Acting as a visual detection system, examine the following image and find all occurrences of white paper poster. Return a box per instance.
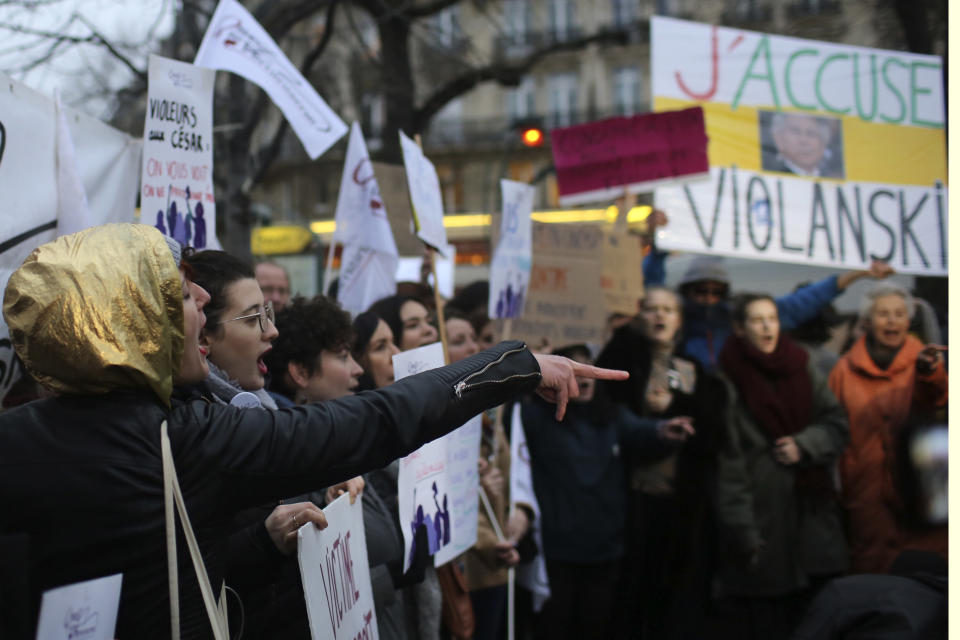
[141,54,218,249]
[195,0,348,160]
[338,244,398,316]
[298,493,378,640]
[398,131,448,256]
[35,573,122,640]
[0,71,141,403]
[393,343,481,569]
[489,180,534,319]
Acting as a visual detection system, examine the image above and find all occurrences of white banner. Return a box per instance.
[298,493,379,640]
[141,55,218,249]
[0,72,141,401]
[399,131,448,256]
[656,167,947,275]
[651,16,947,275]
[334,123,397,255]
[489,180,534,319]
[195,0,348,160]
[394,343,481,570]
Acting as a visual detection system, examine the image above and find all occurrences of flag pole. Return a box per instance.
[321,238,337,296]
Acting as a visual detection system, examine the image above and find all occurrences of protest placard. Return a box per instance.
[651,16,947,275]
[0,71,140,403]
[371,162,425,255]
[601,231,645,315]
[511,224,606,348]
[298,494,378,640]
[399,132,449,256]
[393,343,481,570]
[195,0,348,159]
[141,54,218,249]
[489,180,534,319]
[551,108,709,206]
[35,574,122,640]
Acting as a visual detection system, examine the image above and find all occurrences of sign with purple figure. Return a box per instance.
[488,180,534,319]
[141,55,218,249]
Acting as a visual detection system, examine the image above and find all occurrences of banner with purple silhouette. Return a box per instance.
[488,179,534,319]
[141,54,218,249]
[393,343,481,570]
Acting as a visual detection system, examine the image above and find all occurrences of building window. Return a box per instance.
[548,0,575,41]
[547,72,578,127]
[506,77,536,123]
[434,6,462,48]
[612,66,642,116]
[503,0,530,46]
[360,92,385,146]
[612,0,638,26]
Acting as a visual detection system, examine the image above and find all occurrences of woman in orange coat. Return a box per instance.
[829,283,947,574]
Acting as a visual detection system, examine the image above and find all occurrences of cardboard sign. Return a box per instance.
[36,574,123,640]
[489,180,535,319]
[651,16,947,275]
[551,108,709,206]
[601,231,645,315]
[371,162,424,255]
[195,0,348,159]
[511,224,606,348]
[0,71,140,403]
[298,494,378,640]
[141,54,218,249]
[399,132,448,256]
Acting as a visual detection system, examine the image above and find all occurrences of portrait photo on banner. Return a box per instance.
[758,110,845,180]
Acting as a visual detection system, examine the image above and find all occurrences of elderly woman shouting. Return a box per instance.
[0,224,625,639]
[829,283,947,574]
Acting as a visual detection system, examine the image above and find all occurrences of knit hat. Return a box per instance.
[679,256,730,288]
[162,235,182,267]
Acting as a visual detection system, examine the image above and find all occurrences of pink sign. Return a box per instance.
[550,107,709,205]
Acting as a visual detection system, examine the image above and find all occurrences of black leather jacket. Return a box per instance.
[0,341,540,639]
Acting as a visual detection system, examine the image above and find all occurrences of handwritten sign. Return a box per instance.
[399,131,448,256]
[511,224,606,348]
[141,54,217,249]
[393,343,481,569]
[551,107,709,206]
[488,180,534,319]
[35,574,122,640]
[601,231,645,315]
[299,494,378,640]
[195,0,348,159]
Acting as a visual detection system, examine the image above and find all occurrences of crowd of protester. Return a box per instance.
[0,219,948,639]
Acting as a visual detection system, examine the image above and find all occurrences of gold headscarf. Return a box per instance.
[3,224,184,404]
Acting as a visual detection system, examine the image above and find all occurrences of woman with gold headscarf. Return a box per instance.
[0,224,625,639]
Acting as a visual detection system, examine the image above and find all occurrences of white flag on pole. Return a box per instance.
[194,0,348,159]
[509,403,551,610]
[337,244,398,315]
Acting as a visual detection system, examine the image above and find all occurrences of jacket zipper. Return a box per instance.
[453,345,538,398]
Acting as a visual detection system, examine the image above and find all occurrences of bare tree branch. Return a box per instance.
[412,26,632,132]
[404,0,461,20]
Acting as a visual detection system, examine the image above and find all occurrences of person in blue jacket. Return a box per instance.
[644,249,893,372]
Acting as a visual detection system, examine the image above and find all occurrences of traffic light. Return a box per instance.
[520,127,544,147]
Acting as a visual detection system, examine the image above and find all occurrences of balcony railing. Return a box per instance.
[492,26,585,60]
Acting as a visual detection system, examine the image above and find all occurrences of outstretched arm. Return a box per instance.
[532,354,629,420]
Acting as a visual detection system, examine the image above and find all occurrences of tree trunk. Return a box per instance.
[378,15,415,163]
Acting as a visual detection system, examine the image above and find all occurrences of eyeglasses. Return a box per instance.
[218,301,275,333]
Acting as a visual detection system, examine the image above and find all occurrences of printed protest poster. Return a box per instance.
[298,494,378,640]
[393,343,481,569]
[141,55,217,249]
[433,415,482,567]
[511,224,606,348]
[399,131,449,256]
[551,108,709,206]
[488,180,534,319]
[0,71,140,403]
[195,0,348,159]
[35,574,122,640]
[601,231,645,315]
[651,16,947,275]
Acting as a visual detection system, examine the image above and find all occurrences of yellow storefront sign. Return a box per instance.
[250,226,314,255]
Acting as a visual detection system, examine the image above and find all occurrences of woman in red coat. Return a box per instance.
[829,283,947,574]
